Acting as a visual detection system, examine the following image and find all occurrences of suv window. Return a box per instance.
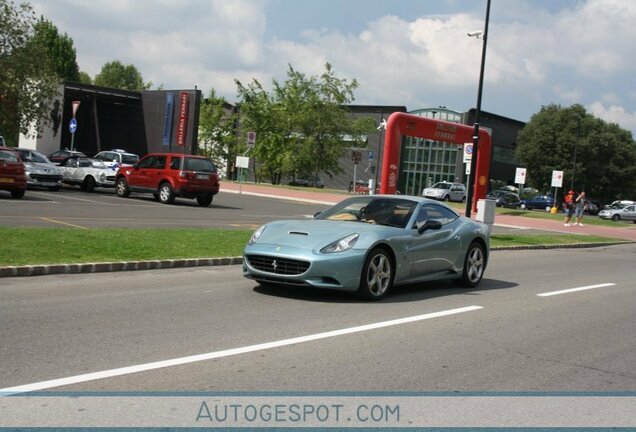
[138,155,166,169]
[432,182,451,190]
[122,154,139,164]
[138,156,155,169]
[170,157,182,170]
[183,157,216,173]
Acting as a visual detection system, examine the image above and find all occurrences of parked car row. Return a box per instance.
[0,148,220,206]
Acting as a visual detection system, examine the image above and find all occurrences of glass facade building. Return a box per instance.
[398,108,464,196]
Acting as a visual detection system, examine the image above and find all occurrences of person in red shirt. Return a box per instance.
[563,190,576,226]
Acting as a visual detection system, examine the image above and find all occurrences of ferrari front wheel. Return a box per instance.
[358,247,393,300]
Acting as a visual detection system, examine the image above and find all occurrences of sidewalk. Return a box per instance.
[221,181,636,242]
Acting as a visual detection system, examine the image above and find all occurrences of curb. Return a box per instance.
[0,242,632,278]
[0,256,244,278]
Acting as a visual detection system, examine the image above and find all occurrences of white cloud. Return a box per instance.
[588,102,636,137]
[27,0,636,135]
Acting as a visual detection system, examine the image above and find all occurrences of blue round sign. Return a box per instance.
[69,118,78,134]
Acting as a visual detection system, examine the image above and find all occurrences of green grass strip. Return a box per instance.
[0,228,253,266]
[490,233,621,247]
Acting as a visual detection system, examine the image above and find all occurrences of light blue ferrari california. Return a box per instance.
[243,195,489,300]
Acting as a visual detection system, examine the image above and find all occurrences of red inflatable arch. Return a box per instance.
[379,112,491,214]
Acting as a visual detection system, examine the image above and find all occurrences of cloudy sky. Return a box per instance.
[31,0,636,135]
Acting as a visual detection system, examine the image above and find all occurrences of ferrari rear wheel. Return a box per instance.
[454,241,486,288]
[358,247,393,300]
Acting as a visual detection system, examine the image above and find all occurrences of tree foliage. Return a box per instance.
[198,89,236,171]
[235,63,374,184]
[516,104,636,203]
[94,60,151,91]
[31,17,80,82]
[78,70,92,84]
[0,0,59,144]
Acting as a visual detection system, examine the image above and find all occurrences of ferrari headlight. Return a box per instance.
[248,225,266,245]
[320,233,359,254]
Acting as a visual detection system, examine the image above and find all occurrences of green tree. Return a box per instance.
[94,60,151,91]
[198,89,236,171]
[78,70,92,84]
[0,0,59,144]
[516,104,636,203]
[235,63,373,184]
[31,17,80,82]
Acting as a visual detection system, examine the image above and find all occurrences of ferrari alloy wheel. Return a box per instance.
[359,247,393,300]
[158,182,175,204]
[454,241,486,288]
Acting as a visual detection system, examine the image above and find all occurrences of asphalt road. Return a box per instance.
[0,187,545,236]
[2,243,635,393]
[0,187,328,230]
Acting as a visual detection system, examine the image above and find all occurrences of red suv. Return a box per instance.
[0,146,27,199]
[115,153,220,206]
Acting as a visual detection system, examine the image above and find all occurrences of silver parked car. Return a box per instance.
[422,182,466,202]
[598,204,636,223]
[14,148,63,191]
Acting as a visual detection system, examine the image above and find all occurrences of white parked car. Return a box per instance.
[57,157,118,192]
[14,148,63,191]
[422,182,466,202]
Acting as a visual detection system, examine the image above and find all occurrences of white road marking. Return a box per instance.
[0,305,482,395]
[537,283,616,297]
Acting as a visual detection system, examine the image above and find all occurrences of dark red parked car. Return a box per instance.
[115,153,220,206]
[0,146,27,199]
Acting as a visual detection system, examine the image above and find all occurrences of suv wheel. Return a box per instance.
[444,195,450,202]
[116,178,130,197]
[10,189,25,199]
[158,182,175,204]
[196,193,213,207]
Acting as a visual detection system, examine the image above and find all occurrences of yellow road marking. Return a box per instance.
[39,217,89,230]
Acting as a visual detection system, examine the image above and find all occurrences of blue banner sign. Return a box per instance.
[162,93,175,146]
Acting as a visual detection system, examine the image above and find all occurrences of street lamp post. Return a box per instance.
[570,115,581,191]
[465,0,492,218]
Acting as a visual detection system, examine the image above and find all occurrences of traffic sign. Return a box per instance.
[551,170,563,188]
[69,118,77,134]
[463,143,473,163]
[515,167,527,185]
[246,131,256,148]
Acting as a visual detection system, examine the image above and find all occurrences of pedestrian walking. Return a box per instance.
[574,191,589,226]
[563,190,576,226]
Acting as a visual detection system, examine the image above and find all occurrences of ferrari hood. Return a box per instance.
[256,219,385,250]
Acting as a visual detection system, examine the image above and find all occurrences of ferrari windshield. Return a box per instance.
[315,196,417,228]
